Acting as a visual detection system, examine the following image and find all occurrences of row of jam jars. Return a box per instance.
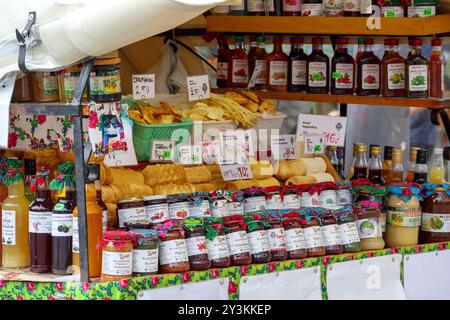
[204,219,231,268]
[420,183,450,244]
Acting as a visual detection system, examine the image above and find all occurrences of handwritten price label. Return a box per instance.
[132,74,155,100]
[304,134,325,155]
[271,135,297,160]
[187,75,210,102]
[296,114,347,147]
[220,161,253,181]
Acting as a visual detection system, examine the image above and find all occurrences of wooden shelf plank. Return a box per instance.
[211,88,450,108]
[207,15,450,36]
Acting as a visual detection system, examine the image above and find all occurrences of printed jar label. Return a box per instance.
[72,216,79,253]
[301,3,324,16]
[207,235,230,260]
[211,199,229,218]
[2,210,15,245]
[285,228,307,251]
[324,0,344,16]
[186,236,208,256]
[159,239,189,265]
[336,189,352,206]
[43,73,58,94]
[52,213,73,237]
[308,62,327,87]
[339,222,360,245]
[248,230,271,255]
[343,0,360,12]
[266,194,284,210]
[169,201,190,219]
[360,0,372,14]
[89,70,121,95]
[133,248,158,273]
[407,6,436,17]
[102,251,132,276]
[382,6,404,17]
[217,62,228,80]
[357,218,382,239]
[63,75,79,94]
[269,61,288,86]
[255,60,268,84]
[322,224,342,246]
[408,65,428,92]
[145,203,169,223]
[283,0,301,11]
[301,192,320,207]
[247,0,265,12]
[266,227,287,250]
[387,63,406,90]
[319,190,338,209]
[283,194,301,210]
[117,207,146,228]
[421,213,450,233]
[231,59,249,84]
[333,63,354,89]
[244,196,267,214]
[29,211,52,234]
[291,60,307,85]
[189,200,211,218]
[227,202,244,215]
[303,226,325,249]
[225,231,250,255]
[387,206,422,227]
[361,64,380,90]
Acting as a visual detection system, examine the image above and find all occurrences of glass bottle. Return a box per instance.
[327,146,339,173]
[347,143,364,180]
[247,35,257,56]
[301,0,324,15]
[357,38,381,96]
[24,158,36,203]
[217,38,230,88]
[331,37,355,95]
[0,158,8,266]
[390,148,404,184]
[381,38,406,97]
[2,159,29,268]
[428,147,446,183]
[96,180,108,232]
[406,39,429,98]
[29,163,53,273]
[414,148,428,184]
[336,147,347,180]
[247,0,266,15]
[249,35,268,90]
[429,38,444,98]
[50,162,76,275]
[368,145,385,184]
[229,35,249,88]
[444,147,450,183]
[405,147,419,182]
[351,144,368,180]
[231,2,247,15]
[283,0,301,15]
[267,36,289,92]
[307,37,330,94]
[383,146,393,184]
[288,36,308,92]
[343,0,360,16]
[73,164,103,278]
[360,0,374,16]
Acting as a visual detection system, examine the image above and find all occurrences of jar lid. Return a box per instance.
[388,185,423,201]
[124,222,152,230]
[117,198,143,204]
[312,37,323,44]
[409,39,422,46]
[364,38,374,45]
[102,230,134,241]
[129,229,158,241]
[432,38,442,46]
[290,36,303,44]
[168,194,189,202]
[144,195,168,202]
[336,37,348,45]
[384,38,399,46]
[94,57,121,66]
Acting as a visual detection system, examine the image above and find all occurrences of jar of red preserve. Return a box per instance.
[204,219,231,268]
[245,213,271,263]
[282,211,307,259]
[222,215,252,266]
[157,219,190,273]
[265,212,288,261]
[183,218,211,270]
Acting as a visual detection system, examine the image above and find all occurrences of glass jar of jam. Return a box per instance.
[318,210,343,255]
[354,184,388,236]
[301,189,320,207]
[265,213,288,261]
[183,218,211,271]
[222,215,252,266]
[226,191,245,216]
[302,212,326,257]
[117,198,146,228]
[244,188,267,214]
[204,219,231,268]
[188,193,211,218]
[282,185,301,210]
[12,73,33,102]
[32,72,60,102]
[88,57,122,103]
[336,183,353,208]
[144,195,169,223]
[355,204,385,250]
[99,231,134,282]
[157,219,190,273]
[318,188,339,209]
[265,186,284,210]
[420,184,450,243]
[168,194,190,219]
[335,207,361,253]
[245,214,271,263]
[128,228,159,277]
[210,190,229,218]
[282,212,307,259]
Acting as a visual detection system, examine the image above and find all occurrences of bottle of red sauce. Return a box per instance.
[307,37,330,94]
[228,35,249,88]
[356,38,381,96]
[331,37,355,95]
[217,37,230,88]
[429,38,444,98]
[267,36,289,92]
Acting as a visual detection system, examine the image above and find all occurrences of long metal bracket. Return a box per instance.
[430,108,450,141]
[16,11,36,73]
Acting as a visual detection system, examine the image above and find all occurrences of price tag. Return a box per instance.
[178,145,202,165]
[150,140,174,162]
[304,134,325,155]
[296,114,347,147]
[219,130,250,165]
[220,160,254,181]
[187,75,210,102]
[202,140,222,164]
[132,74,155,100]
[271,135,297,160]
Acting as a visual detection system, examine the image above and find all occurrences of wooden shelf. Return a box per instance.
[211,88,450,109]
[207,14,450,36]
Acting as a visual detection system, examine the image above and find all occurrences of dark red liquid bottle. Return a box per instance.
[331,37,355,95]
[307,37,330,94]
[356,38,381,96]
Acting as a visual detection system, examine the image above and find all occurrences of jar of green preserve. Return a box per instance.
[128,228,159,276]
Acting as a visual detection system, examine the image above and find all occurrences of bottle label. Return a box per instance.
[356,218,382,239]
[301,192,320,207]
[2,210,15,245]
[387,206,422,227]
[333,63,354,89]
[266,194,284,210]
[63,75,79,95]
[303,226,325,249]
[185,236,208,256]
[301,3,324,16]
[324,0,344,16]
[102,210,108,232]
[211,199,229,218]
[432,46,442,52]
[387,63,406,90]
[308,62,327,87]
[322,224,342,246]
[291,60,307,85]
[247,0,265,12]
[159,239,189,265]
[266,0,275,11]
[214,5,230,14]
[225,230,250,255]
[244,196,267,213]
[283,194,301,210]
[339,222,360,245]
[255,60,268,84]
[361,64,380,89]
[266,227,287,251]
[318,190,338,208]
[408,65,428,92]
[188,199,211,218]
[285,227,307,251]
[102,250,132,276]
[133,248,159,273]
[217,62,228,80]
[29,211,52,234]
[407,6,436,17]
[283,0,301,12]
[248,230,271,254]
[343,0,360,12]
[117,207,146,228]
[382,6,404,17]
[232,59,249,84]
[169,201,190,219]
[89,70,121,95]
[72,216,79,253]
[43,73,58,95]
[52,213,73,237]
[269,61,288,86]
[421,213,450,232]
[336,189,352,206]
[145,202,170,223]
[207,235,230,260]
[360,0,372,14]
[227,201,244,215]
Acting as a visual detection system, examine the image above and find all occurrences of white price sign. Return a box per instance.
[187,75,210,102]
[132,74,155,100]
[178,145,202,165]
[220,160,253,181]
[150,140,175,162]
[271,135,297,160]
[296,114,347,147]
[304,134,325,154]
[219,130,251,165]
[202,140,222,164]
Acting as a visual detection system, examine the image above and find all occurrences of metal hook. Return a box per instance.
[16,11,36,73]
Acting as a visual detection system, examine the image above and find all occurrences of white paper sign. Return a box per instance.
[1,73,16,148]
[220,160,253,181]
[150,140,175,162]
[219,130,251,165]
[404,250,450,300]
[132,74,155,100]
[296,114,347,147]
[304,134,325,154]
[271,135,297,160]
[326,254,405,300]
[178,145,202,165]
[202,140,222,164]
[239,267,322,300]
[187,75,210,102]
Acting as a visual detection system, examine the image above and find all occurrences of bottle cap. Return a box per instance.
[249,34,256,42]
[370,145,381,155]
[431,39,442,46]
[358,38,365,45]
[356,144,367,153]
[336,37,348,45]
[312,37,323,44]
[327,145,337,150]
[409,147,420,162]
[392,147,403,162]
[384,146,393,160]
[86,163,100,183]
[235,35,244,42]
[416,148,427,164]
[290,36,303,44]
[410,39,422,46]
[434,147,443,155]
[444,146,450,161]
[364,38,374,45]
[384,38,399,46]
[273,36,283,44]
[256,35,266,43]
[24,158,36,175]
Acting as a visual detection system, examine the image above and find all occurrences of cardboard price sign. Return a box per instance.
[296,114,347,147]
[132,74,155,100]
[304,134,325,154]
[178,145,202,165]
[187,75,210,102]
[271,135,297,160]
[220,161,253,181]
[150,140,174,162]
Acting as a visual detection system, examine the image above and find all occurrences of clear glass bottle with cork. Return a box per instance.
[390,148,404,184]
[368,145,385,184]
[405,147,420,182]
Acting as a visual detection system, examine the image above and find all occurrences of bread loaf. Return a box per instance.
[101,186,116,203]
[115,183,153,199]
[275,160,307,181]
[300,157,326,174]
[306,172,334,183]
[250,161,274,180]
[226,180,257,191]
[142,164,187,186]
[256,177,280,188]
[110,168,145,186]
[285,175,317,185]
[185,166,212,184]
[153,184,193,195]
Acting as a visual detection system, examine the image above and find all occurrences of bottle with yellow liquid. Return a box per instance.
[390,148,404,184]
[2,159,29,268]
[73,164,103,278]
[428,147,446,183]
[405,147,419,183]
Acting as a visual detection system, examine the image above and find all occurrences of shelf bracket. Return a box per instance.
[15,11,36,73]
[430,108,450,142]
